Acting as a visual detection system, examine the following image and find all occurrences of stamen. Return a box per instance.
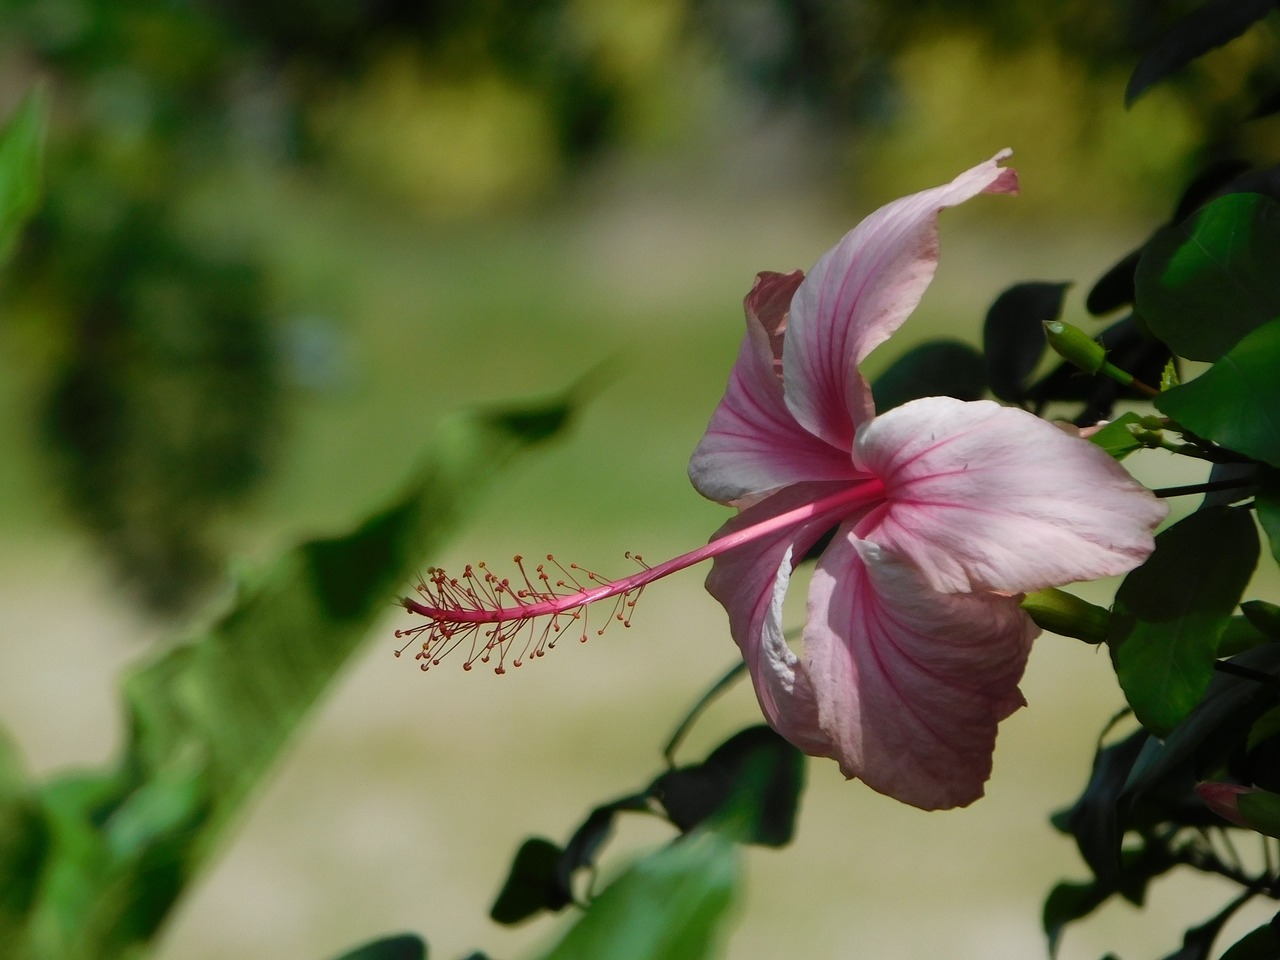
[396,477,889,675]
[394,554,646,674]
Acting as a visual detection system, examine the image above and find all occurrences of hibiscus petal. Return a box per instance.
[784,151,1018,448]
[854,396,1168,594]
[689,271,861,505]
[804,536,1037,810]
[703,481,863,757]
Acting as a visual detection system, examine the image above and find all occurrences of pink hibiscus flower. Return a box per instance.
[399,151,1165,810]
[687,151,1166,808]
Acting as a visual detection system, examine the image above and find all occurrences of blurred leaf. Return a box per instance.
[1136,193,1280,362]
[537,827,739,960]
[651,726,804,848]
[1126,0,1277,105]
[1044,880,1109,958]
[0,87,45,265]
[329,933,427,960]
[982,282,1069,402]
[490,838,569,925]
[1052,728,1148,883]
[1088,250,1141,317]
[1219,916,1280,960]
[1042,839,1178,958]
[1159,892,1256,960]
[14,394,576,959]
[1087,412,1145,461]
[0,731,50,953]
[1157,318,1280,468]
[1109,507,1259,736]
[1220,614,1274,657]
[870,339,985,412]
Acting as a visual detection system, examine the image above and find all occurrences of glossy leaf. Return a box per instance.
[0,88,45,264]
[1109,507,1259,736]
[870,339,985,413]
[982,282,1068,402]
[537,827,739,960]
[1126,0,1277,105]
[329,933,427,960]
[1157,317,1280,468]
[1137,193,1280,362]
[650,726,804,847]
[13,395,577,960]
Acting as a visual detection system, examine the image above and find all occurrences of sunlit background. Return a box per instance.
[2,2,1279,958]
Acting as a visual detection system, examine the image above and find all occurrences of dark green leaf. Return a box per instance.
[983,282,1069,402]
[1109,507,1259,736]
[1044,880,1110,958]
[870,339,985,413]
[328,933,427,960]
[0,88,45,264]
[650,726,804,847]
[1137,193,1280,361]
[21,395,576,959]
[555,794,651,905]
[1087,412,1145,461]
[1126,0,1277,105]
[1221,614,1274,657]
[1088,250,1141,316]
[1123,644,1280,801]
[1158,317,1280,468]
[537,828,739,960]
[1242,601,1280,639]
[490,838,568,925]
[1236,789,1280,838]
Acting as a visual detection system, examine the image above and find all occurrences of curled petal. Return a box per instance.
[703,482,864,757]
[690,272,862,505]
[804,537,1037,810]
[784,151,1018,448]
[854,396,1168,594]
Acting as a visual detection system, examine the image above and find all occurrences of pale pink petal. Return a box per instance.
[689,272,863,505]
[854,396,1168,594]
[784,151,1018,447]
[804,537,1037,810]
[703,481,866,757]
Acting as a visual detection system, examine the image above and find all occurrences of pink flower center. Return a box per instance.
[397,477,887,673]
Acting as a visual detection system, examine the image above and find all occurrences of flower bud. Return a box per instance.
[1044,320,1107,375]
[1021,588,1109,643]
[1198,782,1280,838]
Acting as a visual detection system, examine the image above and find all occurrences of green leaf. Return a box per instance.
[650,726,804,848]
[1043,880,1109,958]
[870,340,985,413]
[17,395,576,960]
[0,88,45,265]
[1109,507,1259,737]
[1086,411,1145,461]
[328,933,426,960]
[1157,317,1280,468]
[1157,892,1256,960]
[537,828,740,960]
[1136,193,1280,361]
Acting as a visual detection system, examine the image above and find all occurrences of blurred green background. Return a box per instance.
[2,1,1277,958]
